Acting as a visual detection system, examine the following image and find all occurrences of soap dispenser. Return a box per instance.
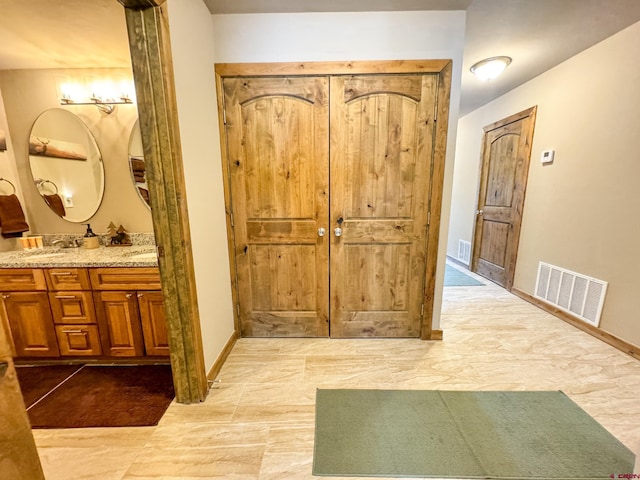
[83,224,99,249]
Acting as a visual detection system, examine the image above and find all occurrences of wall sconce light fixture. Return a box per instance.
[470,56,512,81]
[58,79,135,114]
[60,93,132,114]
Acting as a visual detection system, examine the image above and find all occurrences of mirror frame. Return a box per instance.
[28,108,105,223]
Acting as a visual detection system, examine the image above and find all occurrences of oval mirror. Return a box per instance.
[28,108,104,222]
[128,119,150,209]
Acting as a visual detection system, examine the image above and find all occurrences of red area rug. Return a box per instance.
[17,365,174,428]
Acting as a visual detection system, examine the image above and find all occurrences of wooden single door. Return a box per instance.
[223,76,330,337]
[329,75,438,337]
[471,107,537,290]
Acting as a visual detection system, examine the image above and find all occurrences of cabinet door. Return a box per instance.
[94,291,144,357]
[2,292,59,357]
[137,291,170,356]
[48,291,96,324]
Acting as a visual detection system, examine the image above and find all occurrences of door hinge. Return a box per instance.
[230,213,234,227]
[434,105,438,122]
[421,304,424,317]
[223,109,227,125]
[157,245,165,258]
[427,212,431,226]
[236,304,240,316]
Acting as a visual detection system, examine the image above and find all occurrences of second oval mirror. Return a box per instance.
[128,119,150,209]
[28,108,104,222]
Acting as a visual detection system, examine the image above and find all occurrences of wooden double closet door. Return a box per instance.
[216,61,451,339]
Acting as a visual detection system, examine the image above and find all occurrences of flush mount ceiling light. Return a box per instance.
[470,56,512,81]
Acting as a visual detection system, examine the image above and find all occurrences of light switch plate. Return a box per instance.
[541,149,555,164]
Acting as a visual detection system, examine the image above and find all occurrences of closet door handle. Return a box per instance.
[318,228,326,237]
[334,227,342,237]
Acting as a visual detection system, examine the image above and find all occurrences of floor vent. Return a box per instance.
[457,240,471,265]
[534,262,608,327]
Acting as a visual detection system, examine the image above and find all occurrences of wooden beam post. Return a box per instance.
[118,0,208,403]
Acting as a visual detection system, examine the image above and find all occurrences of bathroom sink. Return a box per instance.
[127,252,157,260]
[22,252,67,261]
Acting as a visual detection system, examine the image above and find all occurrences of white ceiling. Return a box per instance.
[1,0,640,116]
[0,0,131,72]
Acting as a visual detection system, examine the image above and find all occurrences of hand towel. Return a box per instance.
[138,187,150,203]
[130,158,146,173]
[0,194,29,238]
[43,193,66,217]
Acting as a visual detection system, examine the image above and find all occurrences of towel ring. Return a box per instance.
[0,177,16,195]
[36,179,59,195]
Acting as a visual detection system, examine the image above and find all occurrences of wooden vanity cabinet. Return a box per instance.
[0,269,59,357]
[2,266,167,359]
[90,268,169,357]
[46,268,102,356]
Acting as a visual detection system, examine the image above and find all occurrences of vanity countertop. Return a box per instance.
[0,245,159,268]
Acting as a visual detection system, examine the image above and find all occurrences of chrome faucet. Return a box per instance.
[51,239,80,248]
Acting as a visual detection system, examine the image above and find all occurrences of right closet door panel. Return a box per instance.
[329,74,438,337]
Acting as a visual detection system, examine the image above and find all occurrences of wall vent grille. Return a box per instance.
[458,240,471,265]
[534,262,608,327]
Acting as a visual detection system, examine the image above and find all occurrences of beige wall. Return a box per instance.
[162,8,467,369]
[448,21,640,346]
[0,68,153,244]
[166,0,235,370]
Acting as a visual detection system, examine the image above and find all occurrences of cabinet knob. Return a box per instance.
[2,294,9,299]
[137,293,144,298]
[126,293,134,298]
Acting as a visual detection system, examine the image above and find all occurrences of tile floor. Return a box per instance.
[33,264,640,479]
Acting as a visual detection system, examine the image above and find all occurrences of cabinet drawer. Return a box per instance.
[0,269,47,291]
[55,325,102,356]
[49,291,96,324]
[89,268,161,291]
[45,268,91,291]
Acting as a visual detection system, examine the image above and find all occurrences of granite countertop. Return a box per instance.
[0,245,159,268]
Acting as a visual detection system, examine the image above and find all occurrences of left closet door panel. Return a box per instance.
[223,76,330,337]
